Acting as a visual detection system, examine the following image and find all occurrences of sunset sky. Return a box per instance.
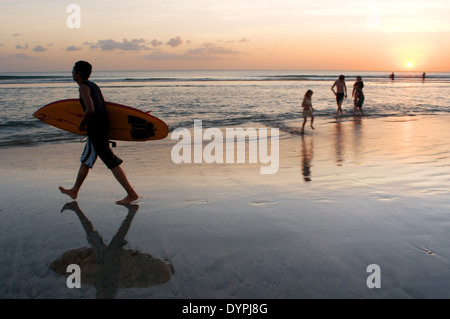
[1,0,449,72]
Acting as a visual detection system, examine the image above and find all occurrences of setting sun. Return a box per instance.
[406,62,414,68]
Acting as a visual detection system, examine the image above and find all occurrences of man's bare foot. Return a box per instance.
[59,186,78,200]
[311,125,315,130]
[116,193,139,205]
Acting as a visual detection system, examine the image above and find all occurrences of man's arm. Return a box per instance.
[331,81,337,95]
[79,85,94,131]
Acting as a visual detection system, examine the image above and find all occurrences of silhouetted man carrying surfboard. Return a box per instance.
[59,61,138,205]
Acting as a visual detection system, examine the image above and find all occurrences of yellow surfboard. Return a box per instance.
[33,99,169,141]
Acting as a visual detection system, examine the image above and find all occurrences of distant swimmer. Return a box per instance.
[301,89,314,134]
[389,72,395,80]
[331,75,347,117]
[422,72,426,80]
[352,76,364,115]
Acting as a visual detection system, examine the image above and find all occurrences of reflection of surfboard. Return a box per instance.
[33,99,169,141]
[50,247,174,288]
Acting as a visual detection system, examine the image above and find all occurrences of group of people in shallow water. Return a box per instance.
[300,75,364,133]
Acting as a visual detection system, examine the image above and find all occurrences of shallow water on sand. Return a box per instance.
[1,70,450,148]
[2,115,450,298]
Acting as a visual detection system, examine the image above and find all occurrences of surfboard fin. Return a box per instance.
[127,115,156,140]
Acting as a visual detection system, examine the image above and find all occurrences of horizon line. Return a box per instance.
[1,68,447,74]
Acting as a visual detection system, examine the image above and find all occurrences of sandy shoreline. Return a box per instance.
[2,115,450,298]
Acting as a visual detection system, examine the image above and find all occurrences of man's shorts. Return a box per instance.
[336,93,345,104]
[81,136,123,169]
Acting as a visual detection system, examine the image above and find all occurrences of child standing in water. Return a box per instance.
[301,89,314,134]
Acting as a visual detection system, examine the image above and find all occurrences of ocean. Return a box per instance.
[1,70,449,148]
[3,70,450,300]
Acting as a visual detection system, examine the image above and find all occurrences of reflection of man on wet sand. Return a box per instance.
[50,202,174,299]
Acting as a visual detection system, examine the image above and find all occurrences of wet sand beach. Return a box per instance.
[2,115,450,298]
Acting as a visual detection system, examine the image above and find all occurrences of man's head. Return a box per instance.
[73,61,92,81]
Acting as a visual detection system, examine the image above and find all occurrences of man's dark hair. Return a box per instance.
[74,61,92,80]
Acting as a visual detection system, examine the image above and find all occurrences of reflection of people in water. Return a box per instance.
[300,135,313,182]
[49,202,174,299]
[334,121,345,166]
[351,116,363,162]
